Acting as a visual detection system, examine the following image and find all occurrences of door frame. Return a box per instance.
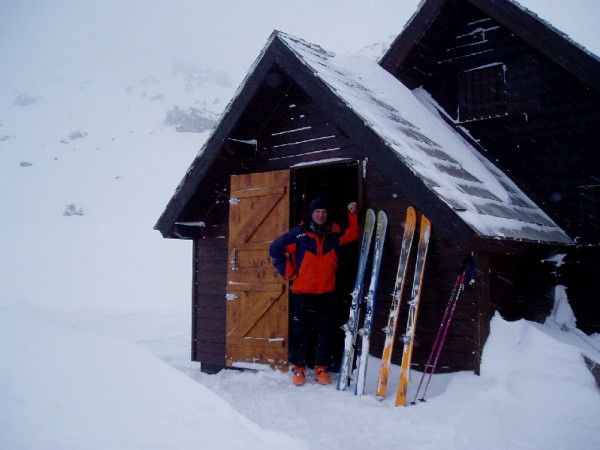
[224,161,362,371]
[289,160,362,368]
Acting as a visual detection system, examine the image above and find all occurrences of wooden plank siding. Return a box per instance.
[188,78,368,372]
[179,7,592,373]
[409,1,600,245]
[186,73,492,373]
[379,0,600,336]
[252,83,359,170]
[436,7,600,337]
[361,165,485,373]
[191,204,228,369]
[488,250,557,323]
[369,237,481,373]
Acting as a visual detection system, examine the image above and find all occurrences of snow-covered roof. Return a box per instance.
[275,31,572,244]
[383,0,600,95]
[514,0,600,59]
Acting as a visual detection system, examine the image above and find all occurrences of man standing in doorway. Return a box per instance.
[269,197,359,386]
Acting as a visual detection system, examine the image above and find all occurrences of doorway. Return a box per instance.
[291,161,362,369]
[291,162,361,227]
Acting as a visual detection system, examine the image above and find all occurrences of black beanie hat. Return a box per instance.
[309,197,329,214]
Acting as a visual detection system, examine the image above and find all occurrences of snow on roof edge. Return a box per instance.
[511,0,600,61]
[275,31,572,245]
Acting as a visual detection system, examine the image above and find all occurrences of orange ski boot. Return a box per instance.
[314,366,331,385]
[292,365,306,386]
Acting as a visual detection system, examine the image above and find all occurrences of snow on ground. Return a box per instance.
[1,1,600,449]
[2,300,599,450]
[0,301,306,450]
[195,314,600,450]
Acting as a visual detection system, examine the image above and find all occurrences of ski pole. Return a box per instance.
[412,255,475,403]
[418,273,466,402]
[411,270,464,403]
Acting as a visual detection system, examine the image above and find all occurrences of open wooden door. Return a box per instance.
[225,169,290,370]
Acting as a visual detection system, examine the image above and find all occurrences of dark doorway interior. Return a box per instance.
[291,162,361,370]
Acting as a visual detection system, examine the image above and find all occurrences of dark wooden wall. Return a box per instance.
[420,2,600,245]
[189,72,365,372]
[488,249,557,323]
[191,203,228,373]
[361,158,484,373]
[384,0,600,335]
[562,247,600,334]
[188,64,559,374]
[251,81,362,171]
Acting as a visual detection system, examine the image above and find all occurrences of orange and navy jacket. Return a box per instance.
[269,211,359,294]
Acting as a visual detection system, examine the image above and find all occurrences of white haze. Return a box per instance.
[1,1,599,449]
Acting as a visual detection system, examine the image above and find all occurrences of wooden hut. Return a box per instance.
[155,0,599,375]
[380,0,600,334]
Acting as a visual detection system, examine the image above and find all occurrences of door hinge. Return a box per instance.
[230,248,239,271]
[229,198,240,205]
[226,293,238,301]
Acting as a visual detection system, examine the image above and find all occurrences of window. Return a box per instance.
[458,64,506,122]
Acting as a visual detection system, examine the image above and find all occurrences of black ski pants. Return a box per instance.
[289,293,337,368]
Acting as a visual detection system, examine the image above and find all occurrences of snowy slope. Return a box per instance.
[1,1,599,449]
[2,300,598,450]
[0,301,306,450]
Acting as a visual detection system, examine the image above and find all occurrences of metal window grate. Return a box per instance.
[458,64,506,122]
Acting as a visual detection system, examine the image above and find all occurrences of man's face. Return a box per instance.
[311,208,328,226]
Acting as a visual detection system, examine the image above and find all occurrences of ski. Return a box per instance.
[395,214,431,407]
[411,254,475,404]
[375,206,416,400]
[354,210,388,396]
[337,208,376,391]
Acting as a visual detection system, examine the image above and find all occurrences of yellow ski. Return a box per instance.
[395,214,431,407]
[375,206,416,399]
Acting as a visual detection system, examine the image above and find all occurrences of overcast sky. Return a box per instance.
[517,0,599,57]
[0,0,420,82]
[1,0,597,86]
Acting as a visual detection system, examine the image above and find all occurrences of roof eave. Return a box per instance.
[379,0,445,81]
[470,0,600,94]
[154,33,286,237]
[276,36,478,245]
[380,0,600,94]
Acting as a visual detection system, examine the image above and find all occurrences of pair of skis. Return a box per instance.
[375,206,432,407]
[337,209,387,395]
[338,206,471,405]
